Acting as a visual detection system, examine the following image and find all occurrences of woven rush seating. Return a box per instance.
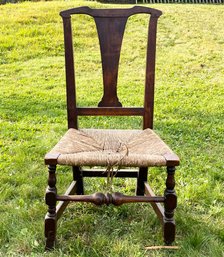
[44,6,180,251]
[47,128,175,167]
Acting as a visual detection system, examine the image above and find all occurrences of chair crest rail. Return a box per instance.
[60,6,162,18]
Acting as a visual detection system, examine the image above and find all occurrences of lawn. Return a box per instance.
[0,1,224,256]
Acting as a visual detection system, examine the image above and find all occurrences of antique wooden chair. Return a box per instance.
[44,6,179,250]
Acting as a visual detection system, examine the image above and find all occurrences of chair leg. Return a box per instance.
[136,167,148,196]
[163,166,177,245]
[45,165,57,250]
[73,166,84,195]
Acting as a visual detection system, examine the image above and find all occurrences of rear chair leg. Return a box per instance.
[164,166,177,245]
[136,167,148,196]
[73,166,84,195]
[45,165,57,250]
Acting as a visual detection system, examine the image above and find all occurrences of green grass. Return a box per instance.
[0,1,224,256]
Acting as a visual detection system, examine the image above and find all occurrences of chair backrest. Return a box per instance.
[60,6,162,130]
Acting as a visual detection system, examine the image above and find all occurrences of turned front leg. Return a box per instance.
[45,165,57,250]
[164,166,177,245]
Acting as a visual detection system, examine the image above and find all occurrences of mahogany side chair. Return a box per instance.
[44,6,179,250]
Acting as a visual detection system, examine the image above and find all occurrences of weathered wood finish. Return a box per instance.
[136,167,148,195]
[72,166,84,195]
[62,17,77,129]
[60,6,162,18]
[44,6,179,250]
[60,6,162,130]
[144,182,164,224]
[95,17,126,107]
[56,181,77,220]
[164,166,177,244]
[56,192,164,206]
[144,16,158,129]
[76,107,144,116]
[82,169,139,178]
[45,165,57,250]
